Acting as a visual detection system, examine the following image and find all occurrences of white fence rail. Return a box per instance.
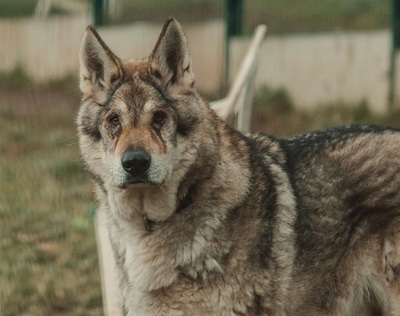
[0,16,395,112]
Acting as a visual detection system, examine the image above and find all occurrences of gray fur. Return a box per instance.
[77,18,400,315]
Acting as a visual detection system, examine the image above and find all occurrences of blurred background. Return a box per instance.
[0,0,399,314]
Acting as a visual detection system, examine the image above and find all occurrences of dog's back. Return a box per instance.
[226,126,400,314]
[275,125,400,315]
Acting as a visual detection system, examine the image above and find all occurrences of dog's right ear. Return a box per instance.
[79,26,123,103]
[149,17,195,95]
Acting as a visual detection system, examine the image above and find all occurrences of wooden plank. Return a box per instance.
[94,210,123,316]
[236,58,258,132]
[211,24,267,120]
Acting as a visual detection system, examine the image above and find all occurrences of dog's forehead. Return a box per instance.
[114,85,158,114]
[113,59,164,112]
[122,58,148,75]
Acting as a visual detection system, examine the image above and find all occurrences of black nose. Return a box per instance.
[121,148,151,176]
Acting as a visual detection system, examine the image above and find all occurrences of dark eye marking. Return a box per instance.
[151,110,167,130]
[105,113,121,137]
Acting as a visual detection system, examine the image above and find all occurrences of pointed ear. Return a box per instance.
[79,26,123,103]
[149,17,195,94]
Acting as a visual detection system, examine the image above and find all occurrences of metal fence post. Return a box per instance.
[93,0,105,26]
[224,0,243,86]
[389,0,400,109]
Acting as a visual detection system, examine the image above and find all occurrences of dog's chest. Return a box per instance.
[105,187,266,314]
[107,217,261,315]
[123,273,261,315]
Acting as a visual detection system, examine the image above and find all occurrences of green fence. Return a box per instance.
[94,0,390,34]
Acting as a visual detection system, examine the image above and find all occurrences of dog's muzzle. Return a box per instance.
[121,148,151,183]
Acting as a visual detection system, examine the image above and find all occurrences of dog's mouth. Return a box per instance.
[118,175,160,189]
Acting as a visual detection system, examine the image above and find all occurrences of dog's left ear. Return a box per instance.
[149,17,195,94]
[79,26,123,103]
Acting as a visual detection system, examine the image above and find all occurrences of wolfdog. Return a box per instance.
[77,17,400,315]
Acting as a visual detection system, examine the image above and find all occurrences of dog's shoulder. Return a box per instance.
[245,131,287,166]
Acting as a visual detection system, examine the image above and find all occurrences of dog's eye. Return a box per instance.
[152,111,167,129]
[105,114,122,138]
[107,114,120,127]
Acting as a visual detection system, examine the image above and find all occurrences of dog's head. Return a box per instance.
[77,18,207,189]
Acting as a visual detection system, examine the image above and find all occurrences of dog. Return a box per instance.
[77,17,400,315]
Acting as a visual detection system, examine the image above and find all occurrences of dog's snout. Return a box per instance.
[121,148,151,176]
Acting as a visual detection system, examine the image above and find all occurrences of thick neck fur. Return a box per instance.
[100,100,252,294]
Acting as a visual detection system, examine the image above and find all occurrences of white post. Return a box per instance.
[34,0,52,17]
[95,211,123,316]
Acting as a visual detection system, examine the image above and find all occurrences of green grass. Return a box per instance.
[0,0,36,17]
[251,86,400,136]
[103,0,390,33]
[0,63,33,88]
[116,0,390,33]
[1,0,390,33]
[1,79,400,314]
[0,0,82,18]
[0,80,102,315]
[107,0,222,25]
[245,0,390,34]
